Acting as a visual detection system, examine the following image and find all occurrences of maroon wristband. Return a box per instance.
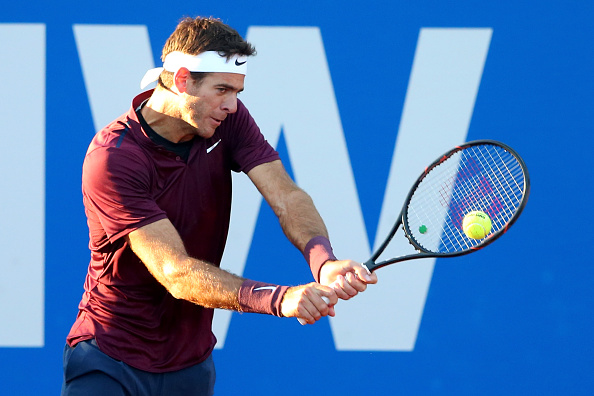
[303,236,338,283]
[238,280,290,317]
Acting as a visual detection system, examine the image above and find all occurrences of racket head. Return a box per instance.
[400,139,530,258]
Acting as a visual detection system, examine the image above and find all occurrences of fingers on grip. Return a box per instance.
[297,296,332,325]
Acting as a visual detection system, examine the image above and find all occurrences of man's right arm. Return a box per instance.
[127,218,243,310]
[126,218,338,323]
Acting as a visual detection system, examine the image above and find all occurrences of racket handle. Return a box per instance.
[297,296,330,325]
[362,260,375,273]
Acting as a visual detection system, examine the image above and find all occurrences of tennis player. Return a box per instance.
[61,16,377,396]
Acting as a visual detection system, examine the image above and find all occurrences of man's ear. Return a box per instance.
[173,67,191,93]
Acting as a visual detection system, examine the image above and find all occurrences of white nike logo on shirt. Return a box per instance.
[206,139,222,153]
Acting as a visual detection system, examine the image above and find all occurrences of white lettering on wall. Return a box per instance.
[73,24,154,132]
[0,24,46,347]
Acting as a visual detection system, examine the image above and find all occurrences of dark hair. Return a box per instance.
[158,16,256,89]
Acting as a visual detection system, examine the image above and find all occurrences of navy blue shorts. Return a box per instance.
[61,339,216,396]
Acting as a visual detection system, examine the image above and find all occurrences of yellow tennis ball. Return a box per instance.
[462,211,492,239]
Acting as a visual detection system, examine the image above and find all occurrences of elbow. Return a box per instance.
[161,259,190,300]
[167,281,185,300]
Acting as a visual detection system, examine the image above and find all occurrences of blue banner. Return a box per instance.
[1,1,592,394]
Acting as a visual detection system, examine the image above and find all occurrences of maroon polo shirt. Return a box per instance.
[66,90,279,372]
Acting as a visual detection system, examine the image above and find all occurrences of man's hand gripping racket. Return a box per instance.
[297,140,530,324]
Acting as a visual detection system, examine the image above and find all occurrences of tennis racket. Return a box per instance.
[364,139,530,272]
[297,139,529,324]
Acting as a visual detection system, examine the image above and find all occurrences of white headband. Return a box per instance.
[140,51,248,89]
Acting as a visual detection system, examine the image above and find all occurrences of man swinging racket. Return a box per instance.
[61,16,377,396]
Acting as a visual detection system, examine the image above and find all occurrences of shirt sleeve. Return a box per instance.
[224,100,280,173]
[82,146,167,246]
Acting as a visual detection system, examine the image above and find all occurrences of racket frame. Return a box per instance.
[364,139,530,272]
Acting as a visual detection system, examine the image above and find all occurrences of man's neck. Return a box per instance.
[140,92,196,143]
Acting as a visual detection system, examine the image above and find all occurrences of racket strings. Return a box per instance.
[453,148,520,233]
[477,148,523,228]
[406,144,527,254]
[449,146,522,245]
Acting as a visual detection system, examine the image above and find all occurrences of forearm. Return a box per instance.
[127,218,245,310]
[128,219,336,320]
[272,188,340,282]
[275,187,329,251]
[160,255,244,310]
[140,245,289,315]
[248,161,330,251]
[247,160,337,281]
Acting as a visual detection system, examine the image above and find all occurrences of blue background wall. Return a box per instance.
[1,0,593,394]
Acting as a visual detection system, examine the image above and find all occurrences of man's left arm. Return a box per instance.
[247,160,377,300]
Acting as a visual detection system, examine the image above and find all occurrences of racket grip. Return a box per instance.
[362,260,375,273]
[297,296,330,325]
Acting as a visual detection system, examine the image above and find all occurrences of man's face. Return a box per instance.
[181,72,245,139]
